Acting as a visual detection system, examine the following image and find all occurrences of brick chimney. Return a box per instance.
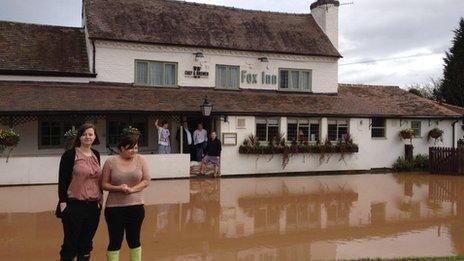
[310,0,340,49]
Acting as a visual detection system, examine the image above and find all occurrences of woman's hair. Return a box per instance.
[161,120,168,126]
[72,123,100,148]
[117,134,139,151]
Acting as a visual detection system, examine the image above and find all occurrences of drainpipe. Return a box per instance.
[92,39,96,74]
[452,119,459,148]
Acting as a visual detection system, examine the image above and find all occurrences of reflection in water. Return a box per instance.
[0,174,463,260]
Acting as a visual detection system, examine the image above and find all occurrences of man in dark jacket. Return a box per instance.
[199,130,222,178]
[176,120,193,160]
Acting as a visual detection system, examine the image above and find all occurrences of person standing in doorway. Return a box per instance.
[155,119,170,154]
[102,134,150,261]
[199,130,222,178]
[193,122,208,162]
[176,120,193,160]
[56,123,102,261]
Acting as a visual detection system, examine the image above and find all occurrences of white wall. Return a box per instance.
[219,116,458,175]
[0,154,190,185]
[94,41,339,93]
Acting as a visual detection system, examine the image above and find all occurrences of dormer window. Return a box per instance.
[135,60,177,87]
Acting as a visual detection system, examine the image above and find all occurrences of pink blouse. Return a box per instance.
[67,148,102,202]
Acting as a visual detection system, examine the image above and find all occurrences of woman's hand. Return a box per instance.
[119,184,129,193]
[124,187,135,194]
[119,184,135,194]
[60,202,67,212]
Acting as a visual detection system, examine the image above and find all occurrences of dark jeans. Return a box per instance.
[60,200,100,261]
[195,142,206,162]
[104,205,145,251]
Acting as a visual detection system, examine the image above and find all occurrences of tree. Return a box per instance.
[438,18,464,106]
[407,79,441,101]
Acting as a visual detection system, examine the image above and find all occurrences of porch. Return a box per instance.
[0,112,220,185]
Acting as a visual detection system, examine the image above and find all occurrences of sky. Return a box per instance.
[0,0,463,88]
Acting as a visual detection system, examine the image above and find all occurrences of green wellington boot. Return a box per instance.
[106,250,119,261]
[129,246,142,261]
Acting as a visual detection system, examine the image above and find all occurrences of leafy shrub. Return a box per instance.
[393,154,429,171]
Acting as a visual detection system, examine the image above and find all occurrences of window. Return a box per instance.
[279,69,312,91]
[39,121,82,148]
[371,118,386,138]
[107,118,148,147]
[411,121,421,137]
[287,118,320,142]
[135,60,177,86]
[256,118,280,142]
[216,65,240,89]
[328,119,349,141]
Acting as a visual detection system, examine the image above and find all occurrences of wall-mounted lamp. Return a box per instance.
[258,57,269,62]
[200,96,213,117]
[194,52,204,59]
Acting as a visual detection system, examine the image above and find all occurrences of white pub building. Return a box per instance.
[0,0,463,184]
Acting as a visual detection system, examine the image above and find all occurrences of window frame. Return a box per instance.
[371,118,387,139]
[411,121,422,138]
[278,68,312,92]
[134,59,178,87]
[215,64,240,89]
[38,120,83,149]
[106,117,149,147]
[327,119,350,142]
[286,118,321,143]
[256,117,280,143]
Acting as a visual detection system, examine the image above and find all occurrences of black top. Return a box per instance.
[205,138,222,157]
[58,148,101,203]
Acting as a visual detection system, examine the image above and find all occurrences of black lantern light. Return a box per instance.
[201,96,213,117]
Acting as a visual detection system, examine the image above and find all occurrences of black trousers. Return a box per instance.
[104,205,145,251]
[60,200,100,261]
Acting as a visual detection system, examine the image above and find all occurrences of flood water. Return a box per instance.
[1,173,463,260]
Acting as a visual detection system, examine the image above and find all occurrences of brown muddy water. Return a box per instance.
[0,173,463,261]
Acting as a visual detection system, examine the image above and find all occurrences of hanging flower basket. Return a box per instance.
[427,128,443,143]
[64,126,78,150]
[121,126,141,138]
[0,129,20,163]
[399,128,415,141]
[0,129,20,147]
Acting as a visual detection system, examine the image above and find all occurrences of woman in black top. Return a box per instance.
[56,123,102,261]
[199,130,222,178]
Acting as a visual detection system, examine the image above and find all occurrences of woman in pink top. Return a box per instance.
[102,134,150,261]
[56,123,102,261]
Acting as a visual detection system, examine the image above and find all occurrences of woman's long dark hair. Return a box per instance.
[72,123,100,148]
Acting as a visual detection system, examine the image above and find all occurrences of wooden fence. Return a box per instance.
[429,147,464,175]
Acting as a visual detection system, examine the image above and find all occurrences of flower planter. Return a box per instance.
[2,137,19,147]
[427,128,443,143]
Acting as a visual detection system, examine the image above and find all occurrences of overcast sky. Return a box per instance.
[1,0,463,88]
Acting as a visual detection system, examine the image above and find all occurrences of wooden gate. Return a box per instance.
[429,147,464,175]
